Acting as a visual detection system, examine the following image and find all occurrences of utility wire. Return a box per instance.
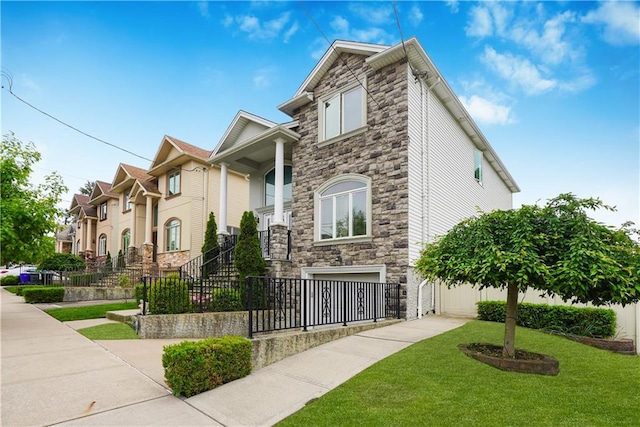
[393,0,428,80]
[296,0,383,109]
[1,70,153,162]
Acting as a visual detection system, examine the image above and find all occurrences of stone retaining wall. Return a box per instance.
[63,287,136,302]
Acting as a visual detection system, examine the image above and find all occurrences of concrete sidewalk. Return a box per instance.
[1,288,467,426]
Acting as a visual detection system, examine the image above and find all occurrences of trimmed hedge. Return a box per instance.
[23,287,65,303]
[208,288,243,312]
[162,335,252,397]
[15,285,42,296]
[1,275,20,286]
[477,301,616,338]
[148,276,191,314]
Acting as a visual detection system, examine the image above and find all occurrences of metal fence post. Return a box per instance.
[302,279,308,332]
[247,276,253,339]
[142,276,147,315]
[373,283,378,322]
[396,284,401,319]
[342,281,347,327]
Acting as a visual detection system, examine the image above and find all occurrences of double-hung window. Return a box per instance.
[168,170,181,196]
[123,194,132,212]
[99,202,108,221]
[320,82,366,142]
[98,234,107,256]
[122,229,130,250]
[317,176,370,241]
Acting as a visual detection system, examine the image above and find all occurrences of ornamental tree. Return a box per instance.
[1,132,68,265]
[234,211,265,282]
[416,193,640,358]
[201,212,220,277]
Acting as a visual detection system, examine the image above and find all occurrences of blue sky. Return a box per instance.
[2,1,638,228]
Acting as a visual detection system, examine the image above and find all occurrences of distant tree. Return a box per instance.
[1,132,68,265]
[201,212,220,277]
[79,180,95,195]
[416,193,640,358]
[234,211,265,281]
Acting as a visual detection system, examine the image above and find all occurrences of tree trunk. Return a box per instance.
[502,282,518,358]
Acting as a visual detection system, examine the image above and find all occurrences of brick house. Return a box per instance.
[210,37,519,319]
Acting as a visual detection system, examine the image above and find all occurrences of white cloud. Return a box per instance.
[348,3,393,25]
[253,67,277,89]
[459,94,512,125]
[222,14,234,28]
[466,5,493,37]
[328,15,394,45]
[583,1,640,45]
[230,12,297,42]
[446,1,459,14]
[510,10,578,65]
[409,4,424,26]
[197,1,209,18]
[330,16,350,34]
[482,46,557,95]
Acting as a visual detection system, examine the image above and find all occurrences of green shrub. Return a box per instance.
[208,288,243,312]
[162,335,252,397]
[38,253,85,271]
[135,283,145,302]
[16,285,41,296]
[148,276,191,314]
[1,275,20,286]
[477,301,616,338]
[23,287,65,303]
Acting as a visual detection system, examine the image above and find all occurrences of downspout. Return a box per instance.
[418,279,429,319]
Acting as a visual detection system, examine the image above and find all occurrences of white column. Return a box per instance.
[218,162,229,235]
[85,219,93,251]
[130,203,137,249]
[272,138,285,225]
[144,197,153,244]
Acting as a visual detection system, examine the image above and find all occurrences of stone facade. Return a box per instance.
[287,54,410,313]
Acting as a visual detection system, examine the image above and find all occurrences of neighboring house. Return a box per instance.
[88,180,120,261]
[54,224,74,254]
[61,135,249,274]
[68,194,98,259]
[210,37,519,319]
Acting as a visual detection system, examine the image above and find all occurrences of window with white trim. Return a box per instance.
[320,82,366,142]
[123,194,132,212]
[474,149,483,184]
[317,175,370,241]
[98,234,107,256]
[264,166,292,206]
[122,229,130,251]
[99,202,108,221]
[168,170,181,196]
[165,219,181,251]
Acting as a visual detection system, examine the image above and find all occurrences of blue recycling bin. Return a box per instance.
[19,273,30,284]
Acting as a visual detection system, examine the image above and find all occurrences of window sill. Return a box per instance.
[313,235,373,246]
[318,125,368,148]
[165,193,182,200]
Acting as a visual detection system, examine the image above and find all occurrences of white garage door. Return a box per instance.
[311,272,381,283]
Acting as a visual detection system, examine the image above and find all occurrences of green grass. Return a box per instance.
[44,302,138,321]
[3,286,20,294]
[77,323,140,340]
[278,321,639,427]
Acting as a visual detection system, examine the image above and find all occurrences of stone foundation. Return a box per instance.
[63,287,136,302]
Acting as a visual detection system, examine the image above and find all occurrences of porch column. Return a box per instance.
[85,219,93,252]
[144,197,153,245]
[130,202,137,249]
[272,137,285,225]
[218,162,229,235]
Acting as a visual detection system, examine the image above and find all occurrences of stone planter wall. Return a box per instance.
[136,311,249,339]
[63,287,136,302]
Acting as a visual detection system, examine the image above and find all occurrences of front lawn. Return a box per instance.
[44,302,138,321]
[279,321,639,426]
[78,323,140,340]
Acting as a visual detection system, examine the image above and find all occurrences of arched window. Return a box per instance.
[122,229,130,251]
[165,219,181,251]
[316,175,371,241]
[264,165,292,206]
[98,234,107,256]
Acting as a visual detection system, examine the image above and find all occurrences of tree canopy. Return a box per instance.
[79,180,95,195]
[1,132,68,265]
[416,193,639,357]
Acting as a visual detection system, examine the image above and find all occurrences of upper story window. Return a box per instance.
[98,234,107,256]
[265,166,292,206]
[168,170,181,196]
[165,219,181,251]
[316,175,371,242]
[319,82,366,143]
[474,149,483,185]
[153,203,158,227]
[123,194,132,212]
[99,202,108,221]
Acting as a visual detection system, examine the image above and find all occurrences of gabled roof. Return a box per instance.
[277,37,519,193]
[69,194,97,218]
[148,135,211,176]
[130,178,161,204]
[210,111,278,159]
[89,180,118,205]
[111,163,154,194]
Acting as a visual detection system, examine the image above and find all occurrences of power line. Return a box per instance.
[393,0,428,80]
[1,70,153,163]
[296,0,383,109]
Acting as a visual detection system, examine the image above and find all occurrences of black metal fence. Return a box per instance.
[247,277,401,338]
[179,235,237,281]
